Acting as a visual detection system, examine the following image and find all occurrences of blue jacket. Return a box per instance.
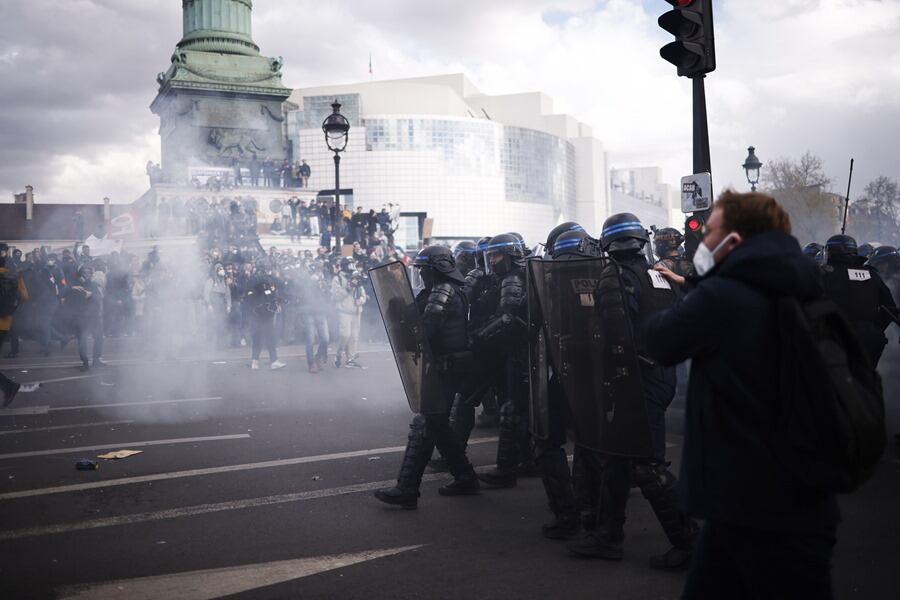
[644,231,840,533]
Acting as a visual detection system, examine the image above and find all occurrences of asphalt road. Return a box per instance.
[1,338,899,600]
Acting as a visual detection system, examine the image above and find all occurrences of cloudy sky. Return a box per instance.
[0,0,898,205]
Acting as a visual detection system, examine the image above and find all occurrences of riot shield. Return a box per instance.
[368,261,445,415]
[527,258,551,440]
[529,257,651,457]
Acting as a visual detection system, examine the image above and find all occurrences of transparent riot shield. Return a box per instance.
[527,259,550,440]
[368,261,445,414]
[529,257,651,457]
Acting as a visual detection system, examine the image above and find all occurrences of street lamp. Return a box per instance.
[322,100,350,251]
[742,146,762,192]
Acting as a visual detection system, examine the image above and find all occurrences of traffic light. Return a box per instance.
[683,210,709,259]
[659,0,715,78]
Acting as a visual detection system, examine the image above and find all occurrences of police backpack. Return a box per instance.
[771,296,885,494]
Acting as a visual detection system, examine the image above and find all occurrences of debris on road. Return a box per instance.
[100,382,115,387]
[19,383,40,393]
[368,456,381,461]
[311,475,322,481]
[76,459,99,470]
[96,450,143,460]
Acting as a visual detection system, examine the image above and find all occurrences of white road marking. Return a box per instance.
[0,475,451,541]
[55,545,423,600]
[0,434,251,460]
[0,436,498,500]
[0,406,50,416]
[7,347,392,370]
[49,396,223,412]
[26,375,97,385]
[0,420,135,436]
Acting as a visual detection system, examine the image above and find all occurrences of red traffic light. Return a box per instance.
[687,217,701,231]
[676,0,694,6]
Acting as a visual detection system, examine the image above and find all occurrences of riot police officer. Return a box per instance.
[568,213,696,569]
[867,245,900,299]
[822,234,897,367]
[473,233,532,488]
[452,241,478,281]
[534,226,595,539]
[653,227,695,279]
[374,246,480,508]
[445,235,501,447]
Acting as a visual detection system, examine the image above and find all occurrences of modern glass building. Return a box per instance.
[285,74,610,245]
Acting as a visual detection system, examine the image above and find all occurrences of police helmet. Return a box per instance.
[653,227,684,256]
[600,213,649,253]
[824,234,858,264]
[803,242,823,258]
[866,245,899,277]
[546,222,585,251]
[483,233,525,275]
[551,229,590,259]
[452,240,477,260]
[857,243,876,259]
[413,245,466,284]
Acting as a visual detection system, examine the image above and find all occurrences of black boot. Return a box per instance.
[635,462,697,570]
[1,375,21,408]
[433,417,480,497]
[478,401,518,488]
[567,529,624,560]
[542,512,581,540]
[374,415,432,509]
[538,446,580,539]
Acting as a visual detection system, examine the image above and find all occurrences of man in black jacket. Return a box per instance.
[645,191,840,599]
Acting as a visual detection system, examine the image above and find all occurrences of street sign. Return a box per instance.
[681,172,712,213]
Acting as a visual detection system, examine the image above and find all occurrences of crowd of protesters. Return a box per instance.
[147,157,312,189]
[0,198,407,373]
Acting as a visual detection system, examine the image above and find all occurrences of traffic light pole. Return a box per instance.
[692,75,711,175]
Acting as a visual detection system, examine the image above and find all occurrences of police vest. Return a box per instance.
[821,264,880,325]
[621,261,676,353]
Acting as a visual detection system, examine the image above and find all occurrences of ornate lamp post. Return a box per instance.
[322,100,350,251]
[742,146,762,192]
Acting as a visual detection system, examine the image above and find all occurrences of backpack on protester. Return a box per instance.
[0,273,20,318]
[771,296,886,494]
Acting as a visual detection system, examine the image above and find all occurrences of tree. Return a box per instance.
[761,151,840,245]
[848,176,900,245]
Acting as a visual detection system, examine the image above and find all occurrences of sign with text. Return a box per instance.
[681,172,713,213]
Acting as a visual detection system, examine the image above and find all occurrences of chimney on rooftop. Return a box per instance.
[103,197,111,221]
[25,185,34,221]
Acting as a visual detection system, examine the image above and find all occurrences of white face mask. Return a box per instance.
[693,233,737,276]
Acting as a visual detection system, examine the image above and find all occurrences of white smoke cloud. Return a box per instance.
[1,0,897,204]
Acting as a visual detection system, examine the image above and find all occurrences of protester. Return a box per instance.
[645,191,841,599]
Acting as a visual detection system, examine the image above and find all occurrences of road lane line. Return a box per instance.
[55,545,424,600]
[0,434,251,460]
[0,474,458,541]
[0,436,498,500]
[7,348,392,370]
[49,396,223,412]
[0,406,50,416]
[27,375,97,385]
[0,420,135,436]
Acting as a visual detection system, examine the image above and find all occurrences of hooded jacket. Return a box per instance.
[644,231,840,534]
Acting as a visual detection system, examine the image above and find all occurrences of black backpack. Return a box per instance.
[771,297,885,493]
[0,272,20,318]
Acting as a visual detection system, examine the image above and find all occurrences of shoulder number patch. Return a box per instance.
[847,269,871,282]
